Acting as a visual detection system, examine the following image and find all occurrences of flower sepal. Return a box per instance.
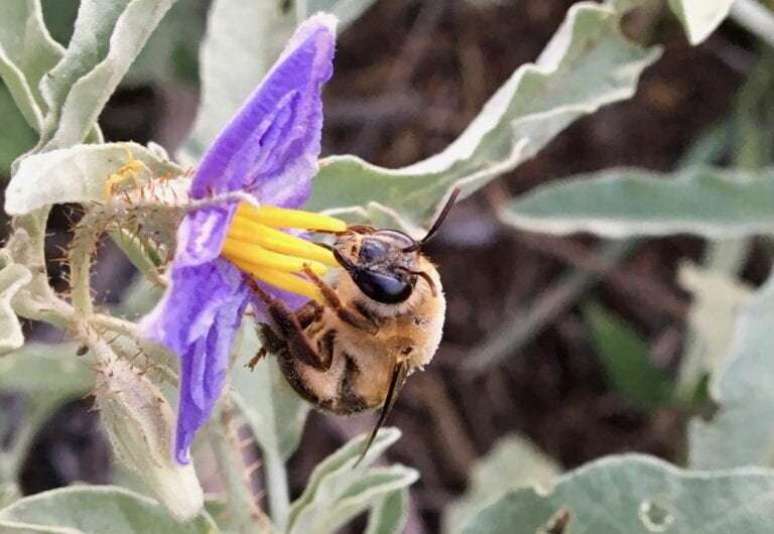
[94,356,204,521]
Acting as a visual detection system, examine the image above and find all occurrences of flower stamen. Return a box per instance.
[222,202,347,304]
[229,259,323,302]
[227,217,339,267]
[235,202,346,232]
[221,240,328,275]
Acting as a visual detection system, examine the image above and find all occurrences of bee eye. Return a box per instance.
[353,270,412,304]
[358,239,388,264]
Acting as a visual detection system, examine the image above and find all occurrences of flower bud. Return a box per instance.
[94,356,203,521]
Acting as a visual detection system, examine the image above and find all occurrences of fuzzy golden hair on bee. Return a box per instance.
[250,188,460,464]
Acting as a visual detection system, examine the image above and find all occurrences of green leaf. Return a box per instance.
[0,485,218,534]
[288,428,418,534]
[230,330,310,463]
[584,302,674,409]
[124,0,206,87]
[0,82,37,176]
[502,166,774,238]
[0,342,92,398]
[0,0,64,131]
[179,0,296,162]
[688,273,774,469]
[0,263,32,355]
[229,322,309,530]
[4,142,183,215]
[677,262,751,398]
[307,1,660,233]
[668,0,734,45]
[445,434,560,534]
[462,454,774,534]
[365,489,409,534]
[37,0,176,150]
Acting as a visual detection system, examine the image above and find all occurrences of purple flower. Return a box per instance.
[141,14,344,464]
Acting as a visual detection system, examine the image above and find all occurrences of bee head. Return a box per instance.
[332,188,460,305]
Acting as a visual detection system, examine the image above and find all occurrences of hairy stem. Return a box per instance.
[69,210,110,316]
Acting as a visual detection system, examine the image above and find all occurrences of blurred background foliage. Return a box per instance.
[2,0,774,532]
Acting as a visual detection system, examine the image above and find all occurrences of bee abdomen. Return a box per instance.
[316,328,337,364]
[336,353,369,414]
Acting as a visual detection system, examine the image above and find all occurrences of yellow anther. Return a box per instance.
[221,240,328,276]
[236,202,346,232]
[229,259,323,303]
[103,147,149,198]
[228,217,339,267]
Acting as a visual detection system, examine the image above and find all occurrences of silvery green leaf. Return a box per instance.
[288,428,418,534]
[0,0,64,131]
[5,142,183,215]
[0,485,218,534]
[179,0,295,162]
[668,0,735,45]
[365,489,409,534]
[0,82,37,175]
[37,0,176,150]
[444,434,559,534]
[688,274,774,469]
[462,454,774,534]
[677,262,751,397]
[300,0,378,26]
[0,342,91,398]
[307,1,661,233]
[124,0,207,87]
[0,483,20,509]
[0,263,32,355]
[230,325,309,462]
[502,166,774,238]
[230,322,308,530]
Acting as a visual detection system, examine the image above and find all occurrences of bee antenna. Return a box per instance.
[403,187,460,252]
[354,360,408,468]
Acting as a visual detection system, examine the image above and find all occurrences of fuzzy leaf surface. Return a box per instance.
[365,489,409,534]
[445,434,559,534]
[0,263,32,355]
[688,274,774,469]
[0,342,92,398]
[37,0,176,150]
[462,454,774,534]
[503,166,774,238]
[0,486,217,533]
[677,262,752,396]
[0,0,64,131]
[230,325,309,462]
[5,142,183,215]
[288,428,418,534]
[306,1,660,233]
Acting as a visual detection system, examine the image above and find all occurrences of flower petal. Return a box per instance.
[189,14,337,209]
[141,258,249,463]
[174,205,236,267]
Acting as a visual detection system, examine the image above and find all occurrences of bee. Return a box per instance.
[250,189,459,460]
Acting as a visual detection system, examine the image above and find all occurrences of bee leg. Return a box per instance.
[301,265,378,334]
[249,280,333,371]
[247,347,267,370]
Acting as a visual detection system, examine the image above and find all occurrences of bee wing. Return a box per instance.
[354,359,409,467]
